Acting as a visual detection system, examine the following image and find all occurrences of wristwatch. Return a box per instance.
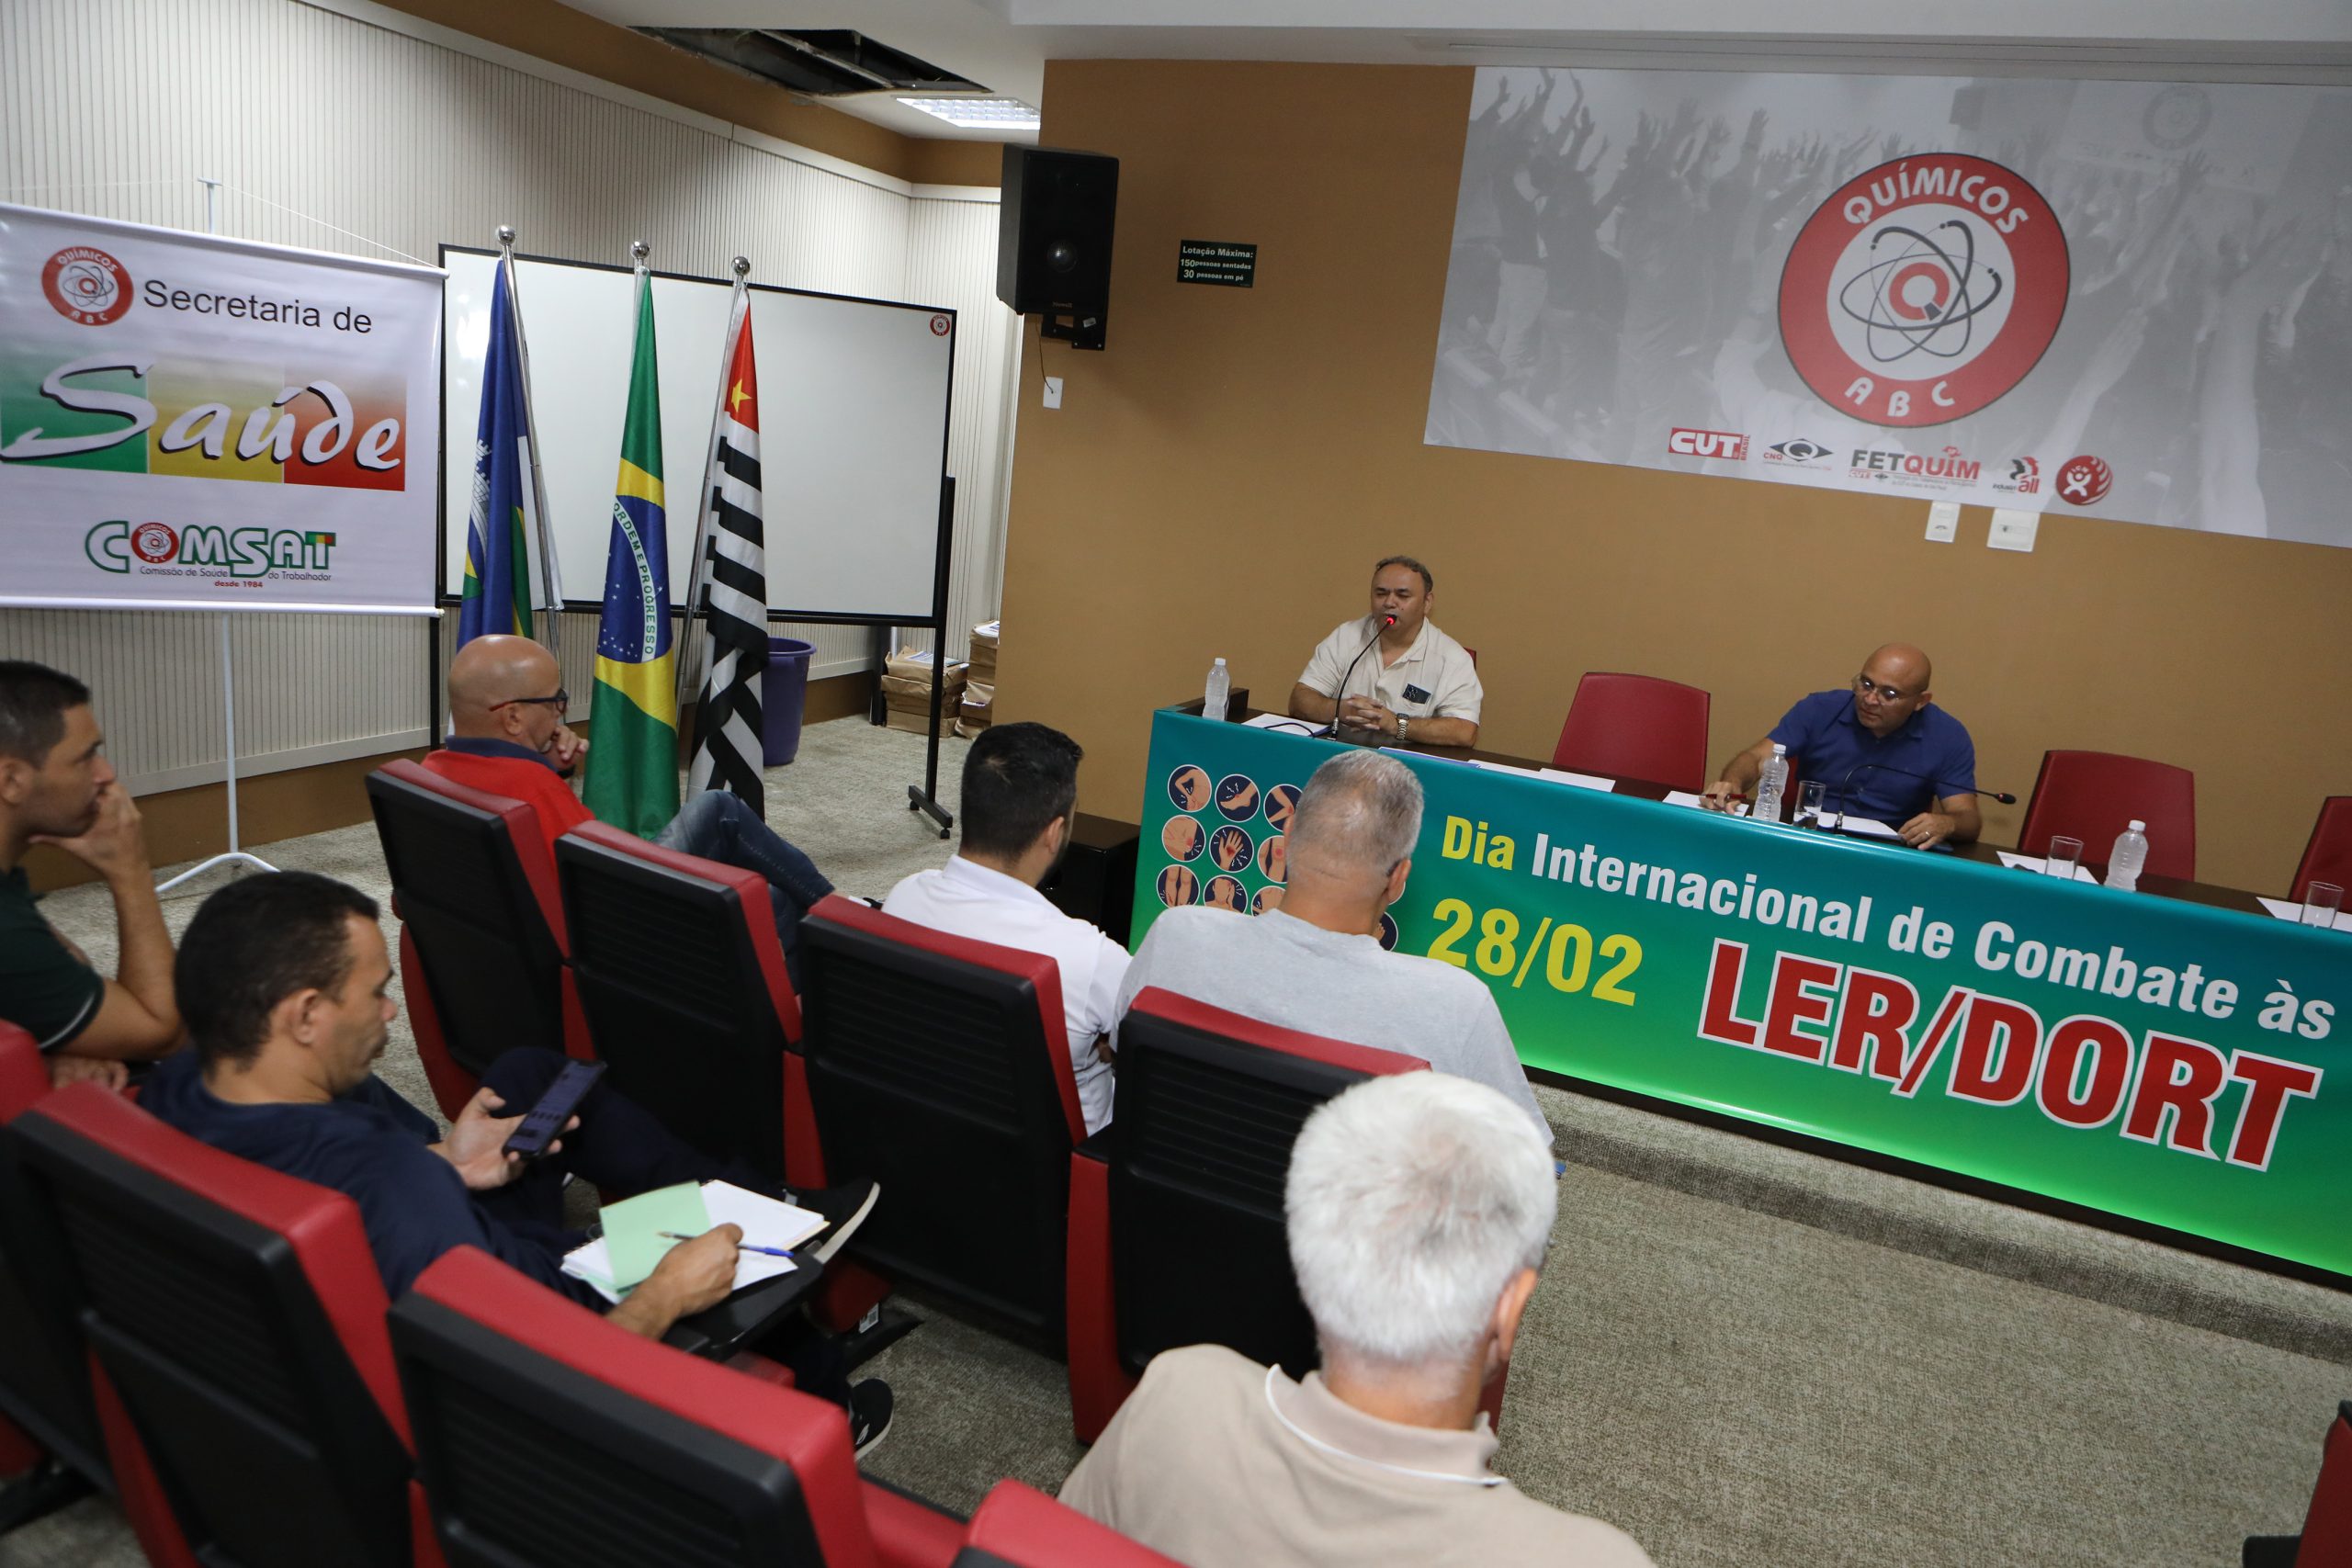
[1397,716,1410,742]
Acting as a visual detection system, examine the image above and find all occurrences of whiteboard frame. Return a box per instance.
[435,243,958,627]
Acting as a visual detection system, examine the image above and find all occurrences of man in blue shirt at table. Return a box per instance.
[1702,643,1980,849]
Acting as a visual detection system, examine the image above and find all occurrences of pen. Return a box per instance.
[658,1229,793,1258]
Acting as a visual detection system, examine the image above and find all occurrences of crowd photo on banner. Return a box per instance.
[1429,70,2352,546]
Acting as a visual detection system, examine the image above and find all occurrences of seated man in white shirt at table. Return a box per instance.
[1288,555,1483,747]
[882,722,1129,1134]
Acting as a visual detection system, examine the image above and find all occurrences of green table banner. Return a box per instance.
[1134,710,2351,1275]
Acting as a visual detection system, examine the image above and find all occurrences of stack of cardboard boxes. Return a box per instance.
[958,620,999,738]
[879,647,967,736]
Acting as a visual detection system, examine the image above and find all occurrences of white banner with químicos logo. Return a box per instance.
[0,203,444,612]
[1426,72,2352,547]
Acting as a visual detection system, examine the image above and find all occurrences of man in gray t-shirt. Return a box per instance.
[1115,750,1551,1143]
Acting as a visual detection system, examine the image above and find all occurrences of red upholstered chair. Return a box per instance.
[2016,750,2198,881]
[1550,672,1712,794]
[1065,989,1430,1443]
[953,1479,1185,1567]
[2290,798,2352,904]
[556,823,802,1181]
[3,1083,441,1568]
[2245,1402,2352,1568]
[796,896,1083,1337]
[367,760,584,1119]
[0,1022,104,1535]
[390,1246,964,1568]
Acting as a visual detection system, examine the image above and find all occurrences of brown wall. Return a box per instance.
[375,0,1003,188]
[994,59,2352,894]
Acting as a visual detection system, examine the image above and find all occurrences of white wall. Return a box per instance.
[0,0,1018,792]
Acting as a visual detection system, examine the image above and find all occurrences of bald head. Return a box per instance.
[1854,643,1935,738]
[447,636,560,736]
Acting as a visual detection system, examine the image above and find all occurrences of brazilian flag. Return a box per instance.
[580,272,678,837]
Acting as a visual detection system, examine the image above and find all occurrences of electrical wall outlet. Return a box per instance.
[1925,502,1960,542]
[1987,507,2041,552]
[1042,376,1063,410]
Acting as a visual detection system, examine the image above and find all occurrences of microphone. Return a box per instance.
[1832,761,2017,823]
[1332,615,1396,734]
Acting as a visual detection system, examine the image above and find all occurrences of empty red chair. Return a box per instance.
[954,1479,1185,1567]
[4,1083,440,1568]
[391,1246,964,1568]
[1550,672,1711,793]
[2017,750,2197,881]
[2291,798,2352,903]
[557,823,802,1180]
[796,897,1083,1338]
[1065,989,1430,1442]
[367,760,583,1118]
[2244,1401,2352,1568]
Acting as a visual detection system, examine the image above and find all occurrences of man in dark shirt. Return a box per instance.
[0,661,180,1084]
[141,871,888,1438]
[1703,643,1981,849]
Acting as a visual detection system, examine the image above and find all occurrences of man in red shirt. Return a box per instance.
[424,637,834,981]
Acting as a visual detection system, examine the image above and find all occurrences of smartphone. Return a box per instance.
[501,1060,606,1160]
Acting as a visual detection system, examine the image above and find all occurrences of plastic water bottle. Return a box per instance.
[1203,658,1230,722]
[1753,742,1790,823]
[2106,820,2148,891]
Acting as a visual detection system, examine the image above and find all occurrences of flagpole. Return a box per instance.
[499,225,563,660]
[676,255,751,716]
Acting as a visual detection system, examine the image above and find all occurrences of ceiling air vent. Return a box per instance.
[636,28,982,97]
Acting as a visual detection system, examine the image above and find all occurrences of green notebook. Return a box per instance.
[597,1182,714,1290]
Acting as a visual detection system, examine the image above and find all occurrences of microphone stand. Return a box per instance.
[1831,761,2017,835]
[1331,615,1396,741]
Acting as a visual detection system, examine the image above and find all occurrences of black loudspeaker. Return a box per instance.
[997,145,1118,350]
[1040,814,1140,948]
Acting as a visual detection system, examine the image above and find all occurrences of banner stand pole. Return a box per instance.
[158,175,277,894]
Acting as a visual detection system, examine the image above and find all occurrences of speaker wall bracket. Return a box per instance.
[1039,310,1106,352]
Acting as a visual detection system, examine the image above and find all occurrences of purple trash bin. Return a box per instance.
[760,637,815,766]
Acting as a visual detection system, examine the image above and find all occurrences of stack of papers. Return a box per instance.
[562,1181,820,1304]
[2256,897,2352,932]
[1996,851,2100,884]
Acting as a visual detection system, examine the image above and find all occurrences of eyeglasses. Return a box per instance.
[491,689,569,712]
[1853,675,1913,704]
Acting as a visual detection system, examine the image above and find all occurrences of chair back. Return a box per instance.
[1109,989,1427,1378]
[559,824,801,1181]
[0,1021,109,1483]
[2291,797,2352,904]
[2296,1401,2352,1564]
[2017,750,2197,880]
[367,760,571,1083]
[797,896,1082,1333]
[954,1480,1185,1568]
[392,1246,875,1568]
[1551,671,1711,793]
[5,1085,412,1568]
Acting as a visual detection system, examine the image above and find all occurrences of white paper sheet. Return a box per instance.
[1664,790,1706,807]
[1243,713,1329,735]
[1996,851,2100,883]
[1821,815,1904,840]
[1535,767,1618,792]
[2256,897,2352,932]
[562,1180,814,1303]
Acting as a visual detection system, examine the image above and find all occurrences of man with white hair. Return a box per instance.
[1058,1072,1649,1565]
[1114,748,1548,1140]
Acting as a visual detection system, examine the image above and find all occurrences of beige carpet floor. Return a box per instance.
[6,716,2346,1568]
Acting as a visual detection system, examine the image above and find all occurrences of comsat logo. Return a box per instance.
[86,520,336,576]
[42,246,134,326]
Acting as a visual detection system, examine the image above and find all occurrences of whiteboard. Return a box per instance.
[440,248,953,621]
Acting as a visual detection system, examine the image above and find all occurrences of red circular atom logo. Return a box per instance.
[929,313,952,336]
[42,245,134,326]
[1779,155,2068,428]
[130,523,178,563]
[2055,455,2112,506]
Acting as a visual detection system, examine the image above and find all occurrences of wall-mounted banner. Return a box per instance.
[0,203,444,613]
[1426,72,2352,548]
[1135,711,2350,1276]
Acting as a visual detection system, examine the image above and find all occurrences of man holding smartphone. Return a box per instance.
[141,872,890,1447]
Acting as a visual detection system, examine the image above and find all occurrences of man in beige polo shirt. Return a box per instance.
[1058,1072,1651,1568]
[1288,555,1483,747]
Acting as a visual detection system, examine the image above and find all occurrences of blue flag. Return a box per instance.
[458,261,537,645]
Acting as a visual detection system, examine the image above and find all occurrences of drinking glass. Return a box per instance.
[2303,882,2345,930]
[1794,781,1826,829]
[2044,836,2084,882]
